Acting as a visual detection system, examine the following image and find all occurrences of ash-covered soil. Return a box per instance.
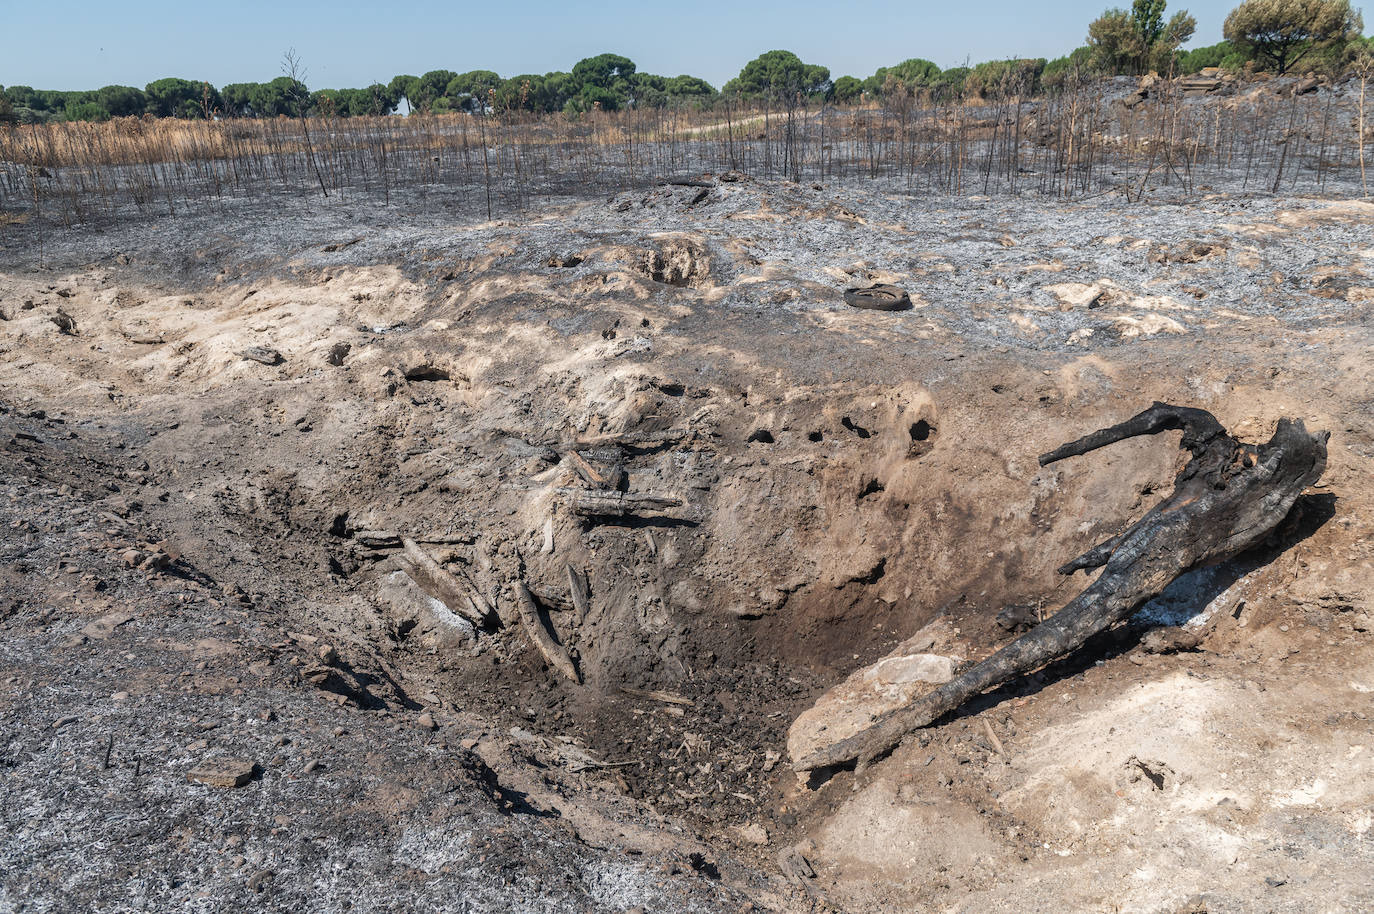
[1,175,1372,913]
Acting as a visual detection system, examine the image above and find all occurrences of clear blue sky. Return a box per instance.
[0,0,1334,92]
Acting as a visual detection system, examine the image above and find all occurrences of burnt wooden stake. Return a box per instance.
[399,538,489,626]
[561,489,683,519]
[566,564,592,623]
[792,403,1329,772]
[515,582,581,684]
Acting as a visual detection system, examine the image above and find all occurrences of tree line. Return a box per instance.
[1,0,1368,125]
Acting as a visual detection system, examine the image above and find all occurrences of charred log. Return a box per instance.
[792,403,1329,772]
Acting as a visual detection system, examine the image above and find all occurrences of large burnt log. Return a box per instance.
[792,403,1329,773]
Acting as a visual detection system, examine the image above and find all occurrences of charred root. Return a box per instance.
[792,403,1328,772]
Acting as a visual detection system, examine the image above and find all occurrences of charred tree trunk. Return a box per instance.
[793,403,1329,773]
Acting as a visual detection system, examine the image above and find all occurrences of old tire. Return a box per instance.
[843,284,912,311]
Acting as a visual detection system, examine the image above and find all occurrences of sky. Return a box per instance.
[0,0,1341,92]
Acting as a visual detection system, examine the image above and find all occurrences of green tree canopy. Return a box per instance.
[724,50,831,104]
[863,58,943,97]
[95,85,147,117]
[387,75,419,112]
[565,84,621,113]
[353,83,399,116]
[4,86,39,110]
[493,71,580,112]
[963,58,1048,98]
[562,54,639,111]
[65,100,110,121]
[408,70,457,112]
[830,75,862,104]
[571,54,636,91]
[144,78,220,118]
[665,74,715,97]
[1088,0,1197,73]
[445,70,502,112]
[247,77,307,117]
[1223,0,1363,73]
[1177,39,1251,71]
[221,83,258,117]
[1042,46,1097,87]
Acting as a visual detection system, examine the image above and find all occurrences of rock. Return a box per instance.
[1044,282,1105,310]
[1141,627,1203,654]
[187,758,257,788]
[1112,312,1187,338]
[240,346,284,366]
[138,550,171,571]
[50,309,77,335]
[325,341,351,366]
[316,643,339,665]
[777,846,815,881]
[868,653,956,685]
[81,611,135,640]
[301,666,338,688]
[997,604,1039,632]
[416,712,437,730]
[787,633,960,769]
[246,869,275,893]
[1150,240,1226,264]
[376,570,476,652]
[733,823,769,845]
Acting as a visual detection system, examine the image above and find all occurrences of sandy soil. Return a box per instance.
[1,174,1371,913]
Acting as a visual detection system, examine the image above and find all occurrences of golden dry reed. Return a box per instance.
[0,81,1367,226]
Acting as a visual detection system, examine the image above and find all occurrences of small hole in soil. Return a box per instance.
[858,477,885,500]
[747,429,774,444]
[808,431,824,442]
[841,416,871,438]
[909,419,934,442]
[404,365,450,382]
[328,512,349,538]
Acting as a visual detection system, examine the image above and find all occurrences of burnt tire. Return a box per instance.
[843,284,912,311]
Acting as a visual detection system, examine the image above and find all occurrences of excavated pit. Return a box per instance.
[3,176,1374,913]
